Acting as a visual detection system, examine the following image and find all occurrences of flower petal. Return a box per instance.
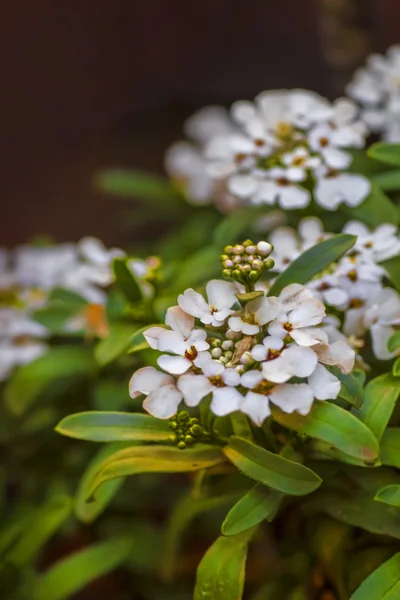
[279,284,314,311]
[129,366,174,398]
[210,387,243,416]
[177,374,213,406]
[370,324,397,361]
[143,385,182,419]
[157,354,192,375]
[240,392,271,425]
[270,383,314,415]
[262,345,318,383]
[206,279,238,310]
[143,326,167,350]
[289,298,326,328]
[157,330,188,355]
[165,305,194,337]
[308,364,341,400]
[241,370,264,389]
[178,289,210,321]
[290,326,328,347]
[312,341,355,374]
[252,296,282,325]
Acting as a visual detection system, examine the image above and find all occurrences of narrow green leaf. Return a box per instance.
[162,492,239,582]
[380,255,400,294]
[5,347,97,415]
[380,428,400,468]
[222,483,283,536]
[375,485,400,508]
[95,169,182,203]
[268,234,356,296]
[113,258,142,303]
[372,169,400,191]
[355,374,400,441]
[7,496,72,567]
[75,443,130,523]
[272,401,379,463]
[48,287,88,309]
[349,551,400,599]
[95,323,134,365]
[194,528,256,600]
[33,537,134,600]
[172,246,221,291]
[55,411,171,442]
[388,331,400,353]
[343,182,399,227]
[230,413,253,440]
[224,437,321,496]
[213,206,271,248]
[85,444,226,501]
[308,493,400,539]
[368,142,400,166]
[393,358,400,377]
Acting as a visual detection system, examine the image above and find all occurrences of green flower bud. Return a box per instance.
[249,270,259,280]
[185,435,195,444]
[264,257,275,270]
[245,245,256,255]
[233,244,245,255]
[178,411,190,421]
[224,245,234,254]
[223,259,234,268]
[190,424,203,436]
[177,441,186,450]
[224,351,233,360]
[169,421,178,430]
[211,338,222,347]
[241,264,251,273]
[222,269,232,279]
[232,269,242,279]
[189,417,200,425]
[220,254,229,262]
[176,428,183,436]
[242,239,253,247]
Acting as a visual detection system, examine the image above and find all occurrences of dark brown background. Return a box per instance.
[1,0,399,246]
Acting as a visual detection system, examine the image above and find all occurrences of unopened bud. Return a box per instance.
[233,244,245,255]
[264,258,275,270]
[245,245,256,255]
[224,245,234,254]
[257,241,273,256]
[249,270,259,280]
[177,441,186,450]
[211,347,222,358]
[222,340,233,350]
[222,269,231,279]
[243,239,254,247]
[252,259,264,270]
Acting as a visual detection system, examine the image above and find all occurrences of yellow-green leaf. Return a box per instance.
[355,374,400,441]
[350,551,400,599]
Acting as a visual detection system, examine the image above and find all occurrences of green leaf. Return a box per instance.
[213,206,271,248]
[393,358,400,377]
[344,182,399,227]
[349,551,400,599]
[375,485,400,508]
[368,142,400,166]
[48,287,88,309]
[355,374,400,441]
[380,255,400,294]
[33,305,81,335]
[272,401,379,463]
[372,169,400,191]
[329,367,364,409]
[194,528,256,600]
[113,258,142,303]
[84,444,226,501]
[348,148,392,177]
[33,537,134,600]
[94,323,134,365]
[7,496,72,567]
[5,347,97,415]
[388,331,400,353]
[55,411,171,442]
[75,443,130,523]
[161,492,239,582]
[223,437,321,496]
[230,413,253,440]
[308,493,400,539]
[95,169,182,203]
[268,234,356,296]
[221,484,283,536]
[380,428,400,468]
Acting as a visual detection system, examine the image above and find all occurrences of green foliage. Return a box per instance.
[221,483,283,536]
[33,537,134,600]
[372,169,400,191]
[268,234,356,296]
[272,402,379,463]
[95,168,183,204]
[213,206,271,247]
[194,528,256,600]
[380,254,400,293]
[224,437,321,495]
[368,142,400,166]
[355,374,400,440]
[56,411,171,442]
[349,551,400,599]
[95,323,135,365]
[380,428,400,468]
[5,346,97,415]
[113,258,143,303]
[375,485,400,508]
[343,182,399,227]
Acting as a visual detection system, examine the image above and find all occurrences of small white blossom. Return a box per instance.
[363,288,400,360]
[314,167,370,210]
[178,280,238,327]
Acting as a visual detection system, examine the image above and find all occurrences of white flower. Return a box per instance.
[228,296,282,335]
[261,344,318,383]
[184,105,236,145]
[308,124,353,169]
[78,237,124,270]
[347,45,400,141]
[314,168,370,210]
[165,142,214,204]
[13,244,78,290]
[363,288,400,360]
[240,369,314,423]
[311,340,355,374]
[282,147,321,174]
[129,367,182,419]
[178,280,238,327]
[144,306,210,375]
[342,221,400,263]
[267,284,327,347]
[250,168,311,209]
[205,134,256,179]
[269,226,301,272]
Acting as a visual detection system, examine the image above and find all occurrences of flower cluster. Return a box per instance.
[347,45,400,142]
[0,237,159,380]
[267,218,400,360]
[166,90,371,212]
[221,240,274,286]
[129,272,355,426]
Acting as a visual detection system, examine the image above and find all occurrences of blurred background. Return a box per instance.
[1,0,399,247]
